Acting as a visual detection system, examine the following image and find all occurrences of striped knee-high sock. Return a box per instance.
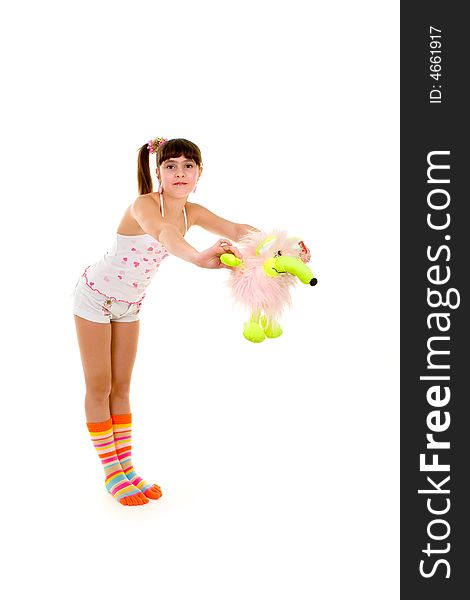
[112,413,162,500]
[87,417,149,506]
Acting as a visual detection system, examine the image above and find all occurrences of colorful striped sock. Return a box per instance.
[87,418,149,506]
[112,413,162,500]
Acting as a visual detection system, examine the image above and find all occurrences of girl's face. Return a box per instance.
[157,155,201,197]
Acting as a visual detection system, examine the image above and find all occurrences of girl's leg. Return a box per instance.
[74,315,148,505]
[109,320,140,415]
[74,315,112,422]
[109,320,162,500]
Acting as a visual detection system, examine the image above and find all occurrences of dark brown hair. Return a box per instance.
[137,138,203,195]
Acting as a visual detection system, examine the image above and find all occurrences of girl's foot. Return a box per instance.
[122,466,162,499]
[105,470,150,505]
[87,418,149,506]
[112,413,163,500]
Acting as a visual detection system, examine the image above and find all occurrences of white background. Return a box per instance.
[1,1,399,599]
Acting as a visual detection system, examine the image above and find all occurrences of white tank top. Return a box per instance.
[82,194,187,304]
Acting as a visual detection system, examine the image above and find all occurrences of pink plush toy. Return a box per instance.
[220,229,317,343]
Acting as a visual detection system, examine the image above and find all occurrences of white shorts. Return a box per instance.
[72,275,142,324]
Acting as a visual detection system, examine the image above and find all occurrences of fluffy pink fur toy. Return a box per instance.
[220,229,317,343]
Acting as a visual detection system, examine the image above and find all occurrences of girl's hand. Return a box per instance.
[196,239,243,269]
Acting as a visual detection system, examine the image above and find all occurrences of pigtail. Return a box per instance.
[137,143,153,195]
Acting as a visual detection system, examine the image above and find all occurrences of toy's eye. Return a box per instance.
[274,250,282,257]
[256,236,278,256]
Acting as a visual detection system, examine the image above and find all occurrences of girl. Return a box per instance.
[73,137,259,506]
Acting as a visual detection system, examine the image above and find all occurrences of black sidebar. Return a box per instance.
[401,3,468,599]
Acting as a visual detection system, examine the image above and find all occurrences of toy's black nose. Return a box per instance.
[310,278,318,286]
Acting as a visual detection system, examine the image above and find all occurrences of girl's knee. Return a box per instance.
[109,386,130,401]
[85,382,112,402]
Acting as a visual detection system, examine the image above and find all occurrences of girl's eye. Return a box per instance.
[165,163,194,168]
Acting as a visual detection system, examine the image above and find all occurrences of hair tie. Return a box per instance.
[147,137,168,153]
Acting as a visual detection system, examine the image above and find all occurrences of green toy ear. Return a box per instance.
[256,235,278,256]
[220,253,243,267]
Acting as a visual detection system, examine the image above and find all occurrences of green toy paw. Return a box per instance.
[260,316,283,338]
[243,321,266,343]
[220,253,242,267]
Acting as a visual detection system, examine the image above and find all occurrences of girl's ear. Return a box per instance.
[256,235,278,256]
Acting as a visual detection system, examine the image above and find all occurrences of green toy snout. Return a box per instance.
[219,253,317,286]
[263,255,317,286]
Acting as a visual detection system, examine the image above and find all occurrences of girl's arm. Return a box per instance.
[132,196,199,264]
[191,203,260,242]
[132,196,241,268]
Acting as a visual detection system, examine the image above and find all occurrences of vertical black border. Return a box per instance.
[401,3,468,598]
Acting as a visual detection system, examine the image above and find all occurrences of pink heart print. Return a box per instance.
[133,261,140,268]
[133,282,138,288]
[147,247,153,251]
[143,258,149,262]
[122,257,128,262]
[131,247,137,251]
[90,281,94,286]
[117,275,123,280]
